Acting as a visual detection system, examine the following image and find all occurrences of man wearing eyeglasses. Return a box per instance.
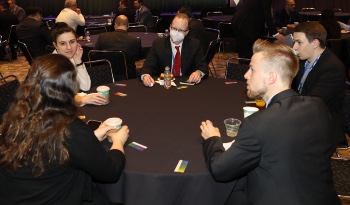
[141,13,208,87]
[56,0,85,31]
[274,0,300,28]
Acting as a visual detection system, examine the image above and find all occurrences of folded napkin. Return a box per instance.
[223,140,235,150]
[155,80,177,87]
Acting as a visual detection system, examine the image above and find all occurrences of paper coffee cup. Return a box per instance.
[282,27,287,34]
[96,86,110,104]
[243,106,259,118]
[105,117,122,130]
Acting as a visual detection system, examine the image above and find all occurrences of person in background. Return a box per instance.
[134,0,154,32]
[274,0,299,28]
[0,54,129,205]
[320,9,341,39]
[115,0,134,24]
[52,23,105,106]
[0,1,18,60]
[8,0,25,22]
[94,15,141,79]
[141,13,208,87]
[292,22,346,148]
[16,6,52,58]
[231,0,284,59]
[56,0,85,31]
[338,21,350,31]
[178,5,209,55]
[200,39,341,205]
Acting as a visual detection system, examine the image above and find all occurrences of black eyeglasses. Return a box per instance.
[170,26,188,33]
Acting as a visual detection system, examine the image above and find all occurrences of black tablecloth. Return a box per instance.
[80,32,158,61]
[81,77,250,205]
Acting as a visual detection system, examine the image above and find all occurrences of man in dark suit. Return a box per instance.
[274,0,300,28]
[231,0,284,58]
[200,39,341,205]
[0,1,18,60]
[8,0,25,22]
[292,22,346,148]
[133,0,154,32]
[178,6,209,55]
[114,0,134,23]
[16,6,52,58]
[141,13,208,87]
[94,15,141,79]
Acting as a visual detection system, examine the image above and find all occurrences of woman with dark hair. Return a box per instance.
[0,54,129,204]
[320,9,341,39]
[52,22,106,106]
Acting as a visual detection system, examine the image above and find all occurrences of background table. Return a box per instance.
[80,32,158,61]
[299,11,350,23]
[81,77,250,205]
[202,15,233,29]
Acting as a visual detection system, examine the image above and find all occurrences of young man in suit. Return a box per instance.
[133,0,154,32]
[16,6,52,58]
[292,22,346,148]
[141,13,208,87]
[94,15,141,79]
[200,39,341,205]
[231,0,284,58]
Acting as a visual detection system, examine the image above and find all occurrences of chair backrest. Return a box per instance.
[333,8,341,12]
[218,22,235,42]
[46,45,55,53]
[154,17,162,33]
[344,89,350,136]
[205,39,221,64]
[205,27,220,42]
[8,25,18,44]
[0,75,20,124]
[225,57,250,81]
[17,40,33,65]
[302,8,316,12]
[207,11,223,17]
[127,25,147,32]
[331,158,350,198]
[88,50,128,81]
[85,59,115,88]
[84,26,107,35]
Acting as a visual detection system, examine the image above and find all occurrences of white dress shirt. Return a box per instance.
[52,50,91,91]
[56,8,85,31]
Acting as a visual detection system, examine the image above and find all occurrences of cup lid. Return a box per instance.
[97,85,110,91]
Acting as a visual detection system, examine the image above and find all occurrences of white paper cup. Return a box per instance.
[243,106,259,118]
[96,86,110,104]
[294,22,299,27]
[105,117,122,130]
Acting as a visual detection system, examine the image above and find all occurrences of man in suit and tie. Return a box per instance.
[141,13,208,87]
[200,39,340,205]
[231,0,284,58]
[292,22,346,148]
[133,0,154,32]
[94,15,141,79]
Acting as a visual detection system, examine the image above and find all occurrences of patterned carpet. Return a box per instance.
[1,52,350,204]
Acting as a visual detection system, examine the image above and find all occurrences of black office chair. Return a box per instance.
[88,50,129,81]
[301,8,316,21]
[207,11,223,17]
[205,39,221,77]
[225,56,250,81]
[0,74,20,124]
[17,40,33,65]
[128,25,147,32]
[218,22,236,56]
[85,59,115,88]
[205,27,220,42]
[84,26,107,35]
[154,17,162,33]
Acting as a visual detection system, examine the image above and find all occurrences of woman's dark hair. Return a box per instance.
[0,54,79,176]
[52,22,77,43]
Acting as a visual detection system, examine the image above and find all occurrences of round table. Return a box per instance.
[202,15,233,29]
[81,77,251,205]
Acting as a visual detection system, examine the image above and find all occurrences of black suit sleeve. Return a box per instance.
[262,0,278,35]
[203,119,261,182]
